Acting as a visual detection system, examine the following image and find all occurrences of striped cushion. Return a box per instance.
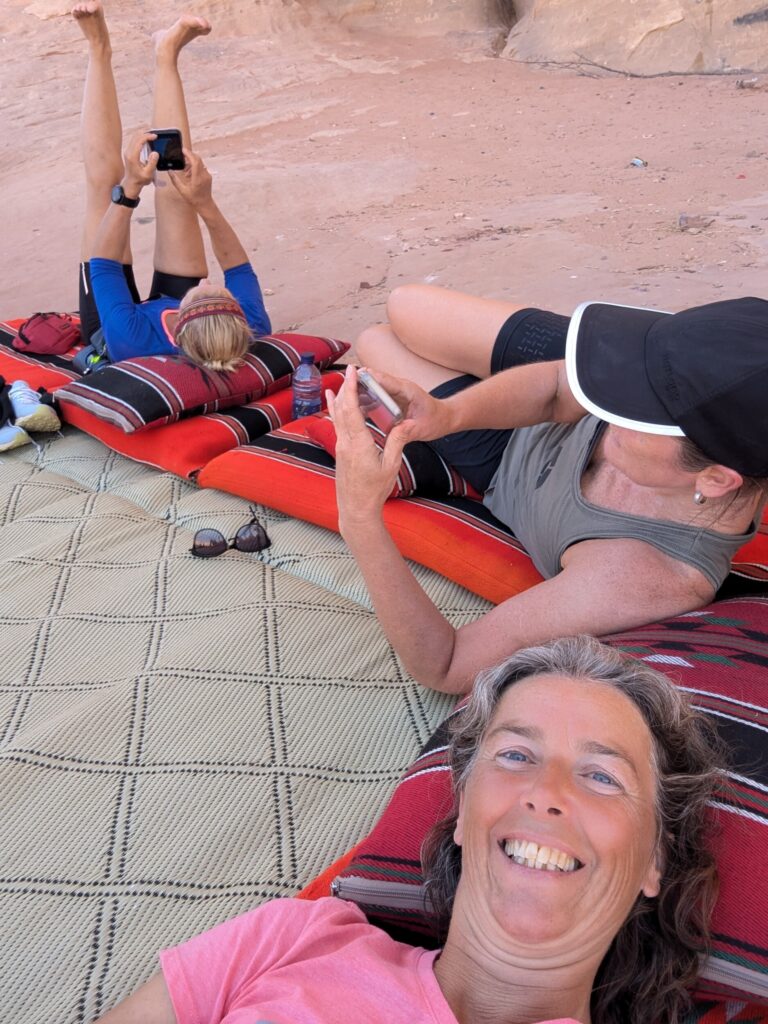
[303,412,481,500]
[197,421,543,603]
[60,370,345,479]
[55,334,349,433]
[334,597,768,1006]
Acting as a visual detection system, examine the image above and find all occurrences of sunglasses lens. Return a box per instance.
[191,528,228,558]
[234,522,271,553]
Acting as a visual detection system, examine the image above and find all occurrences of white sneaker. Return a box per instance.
[9,379,61,432]
[0,422,32,452]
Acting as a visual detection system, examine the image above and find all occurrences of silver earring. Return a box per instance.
[693,490,707,505]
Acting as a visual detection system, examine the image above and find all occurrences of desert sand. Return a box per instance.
[2,0,768,342]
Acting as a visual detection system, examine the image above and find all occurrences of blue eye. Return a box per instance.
[500,750,529,763]
[589,770,618,787]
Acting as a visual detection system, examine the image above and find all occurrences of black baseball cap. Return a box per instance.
[565,297,768,477]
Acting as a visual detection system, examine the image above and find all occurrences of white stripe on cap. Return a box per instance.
[565,300,684,437]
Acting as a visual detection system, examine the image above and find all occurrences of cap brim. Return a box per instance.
[565,301,684,436]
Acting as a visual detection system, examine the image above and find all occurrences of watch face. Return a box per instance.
[111,185,139,208]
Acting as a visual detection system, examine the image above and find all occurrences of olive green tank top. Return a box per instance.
[483,415,753,589]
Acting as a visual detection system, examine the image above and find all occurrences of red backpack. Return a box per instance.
[13,313,81,355]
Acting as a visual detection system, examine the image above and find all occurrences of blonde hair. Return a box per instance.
[175,287,253,372]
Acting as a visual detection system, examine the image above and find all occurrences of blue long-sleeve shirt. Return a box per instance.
[89,259,271,363]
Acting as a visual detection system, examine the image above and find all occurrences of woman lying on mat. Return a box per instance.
[93,637,724,1024]
[328,284,768,693]
[73,3,270,370]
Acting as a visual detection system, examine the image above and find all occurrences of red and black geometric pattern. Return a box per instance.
[59,370,345,479]
[198,421,544,603]
[303,411,482,500]
[55,333,349,433]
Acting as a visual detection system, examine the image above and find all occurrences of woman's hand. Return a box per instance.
[359,369,457,443]
[168,148,214,210]
[121,130,159,197]
[327,366,409,532]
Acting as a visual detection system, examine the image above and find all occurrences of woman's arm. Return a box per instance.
[88,259,176,361]
[341,520,713,694]
[224,263,272,336]
[367,356,586,445]
[94,972,176,1024]
[169,149,249,272]
[197,199,248,272]
[89,131,179,360]
[170,150,270,332]
[329,367,714,693]
[91,131,159,263]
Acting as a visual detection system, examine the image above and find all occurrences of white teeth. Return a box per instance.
[503,839,579,873]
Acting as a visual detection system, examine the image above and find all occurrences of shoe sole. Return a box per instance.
[0,429,32,452]
[15,407,61,432]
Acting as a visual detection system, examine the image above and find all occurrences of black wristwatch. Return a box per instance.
[111,184,140,208]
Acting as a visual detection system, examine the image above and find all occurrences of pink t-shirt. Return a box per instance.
[160,896,581,1024]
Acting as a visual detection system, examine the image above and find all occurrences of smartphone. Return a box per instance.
[357,368,404,434]
[148,128,185,171]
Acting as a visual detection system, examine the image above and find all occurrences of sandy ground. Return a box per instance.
[1,0,768,346]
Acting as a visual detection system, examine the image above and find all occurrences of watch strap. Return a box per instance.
[111,185,140,209]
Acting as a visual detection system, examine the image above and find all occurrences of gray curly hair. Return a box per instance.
[422,635,726,1024]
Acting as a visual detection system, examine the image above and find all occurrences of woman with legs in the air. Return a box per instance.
[73,2,270,371]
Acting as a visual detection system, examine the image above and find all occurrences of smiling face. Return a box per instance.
[452,673,662,958]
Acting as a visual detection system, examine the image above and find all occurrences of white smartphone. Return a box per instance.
[357,369,404,434]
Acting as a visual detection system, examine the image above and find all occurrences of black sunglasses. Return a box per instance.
[191,510,271,558]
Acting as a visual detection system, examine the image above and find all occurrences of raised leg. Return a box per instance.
[74,1,130,263]
[354,284,523,388]
[150,15,211,278]
[354,322,460,392]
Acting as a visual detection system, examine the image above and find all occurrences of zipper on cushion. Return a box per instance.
[331,875,429,911]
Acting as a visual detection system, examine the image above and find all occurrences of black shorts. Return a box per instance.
[427,307,570,493]
[78,262,202,344]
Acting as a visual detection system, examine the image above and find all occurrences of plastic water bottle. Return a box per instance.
[291,353,322,419]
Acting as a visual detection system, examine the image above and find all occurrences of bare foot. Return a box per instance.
[153,14,211,62]
[71,1,110,48]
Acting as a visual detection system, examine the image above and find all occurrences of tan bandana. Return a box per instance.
[174,297,247,336]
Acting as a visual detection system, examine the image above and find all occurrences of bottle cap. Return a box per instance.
[300,353,314,363]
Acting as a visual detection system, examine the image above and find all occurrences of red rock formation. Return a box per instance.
[504,0,768,75]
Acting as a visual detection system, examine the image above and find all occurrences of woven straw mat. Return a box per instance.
[1,427,489,1024]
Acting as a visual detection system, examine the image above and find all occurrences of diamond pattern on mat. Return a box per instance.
[1,430,484,1021]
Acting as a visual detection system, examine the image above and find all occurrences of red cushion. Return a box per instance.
[197,421,542,603]
[60,371,345,479]
[332,597,768,1006]
[303,412,481,501]
[55,333,349,433]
